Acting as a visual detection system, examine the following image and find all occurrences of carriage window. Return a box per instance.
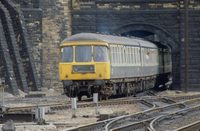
[118,47,122,64]
[75,46,92,62]
[146,49,149,63]
[116,47,119,63]
[117,47,120,64]
[134,48,136,63]
[116,47,119,64]
[60,46,73,63]
[136,49,138,63]
[112,47,115,63]
[129,48,131,64]
[131,48,134,64]
[110,47,113,63]
[124,48,126,63]
[121,47,124,63]
[138,49,140,63]
[115,47,118,63]
[93,46,108,62]
[127,48,129,64]
[152,50,155,63]
[142,49,144,64]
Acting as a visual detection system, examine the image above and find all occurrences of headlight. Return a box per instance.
[94,79,105,86]
[63,80,73,86]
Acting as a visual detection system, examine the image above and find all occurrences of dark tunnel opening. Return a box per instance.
[121,30,154,38]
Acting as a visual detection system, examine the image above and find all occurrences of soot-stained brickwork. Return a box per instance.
[2,0,200,94]
[0,19,19,95]
[10,0,72,90]
[0,2,28,94]
[0,0,41,95]
[39,0,72,89]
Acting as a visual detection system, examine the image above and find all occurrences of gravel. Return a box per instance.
[1,89,200,130]
[0,89,142,130]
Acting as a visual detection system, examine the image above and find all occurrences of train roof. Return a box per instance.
[61,33,157,48]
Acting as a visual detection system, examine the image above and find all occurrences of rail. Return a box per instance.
[61,99,155,131]
[106,97,200,131]
[149,104,200,131]
[105,102,185,131]
[175,120,200,131]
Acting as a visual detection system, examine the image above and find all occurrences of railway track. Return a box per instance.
[7,97,148,113]
[175,120,200,131]
[2,97,154,130]
[167,93,200,101]
[61,97,200,131]
[149,104,200,131]
[60,97,178,131]
[104,97,200,131]
[104,103,185,131]
[61,99,156,131]
[3,92,200,131]
[4,90,156,113]
[144,97,176,107]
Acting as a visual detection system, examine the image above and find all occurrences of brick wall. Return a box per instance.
[40,0,72,89]
[11,0,72,90]
[180,1,200,91]
[22,8,43,86]
[7,0,200,92]
[0,0,41,95]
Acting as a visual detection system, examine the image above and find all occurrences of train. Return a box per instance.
[59,33,172,101]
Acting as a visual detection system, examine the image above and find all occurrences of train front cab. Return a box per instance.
[59,41,110,100]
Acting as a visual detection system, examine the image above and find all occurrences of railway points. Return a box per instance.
[1,89,200,130]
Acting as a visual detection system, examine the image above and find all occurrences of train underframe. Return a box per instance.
[63,73,171,101]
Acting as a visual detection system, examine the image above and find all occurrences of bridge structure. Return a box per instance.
[0,0,200,95]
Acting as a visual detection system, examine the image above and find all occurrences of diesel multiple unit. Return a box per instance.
[59,33,171,100]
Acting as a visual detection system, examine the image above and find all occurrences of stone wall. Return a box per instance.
[40,0,72,89]
[0,0,41,95]
[180,1,200,90]
[22,8,43,83]
[11,0,72,90]
[10,0,43,88]
[8,0,200,92]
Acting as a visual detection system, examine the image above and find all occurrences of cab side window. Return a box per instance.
[93,46,108,62]
[60,46,73,62]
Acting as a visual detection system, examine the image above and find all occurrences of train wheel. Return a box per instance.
[126,83,130,97]
[78,95,82,101]
[87,94,90,98]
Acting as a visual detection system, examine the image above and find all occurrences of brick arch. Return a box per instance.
[110,23,180,89]
[110,23,180,51]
